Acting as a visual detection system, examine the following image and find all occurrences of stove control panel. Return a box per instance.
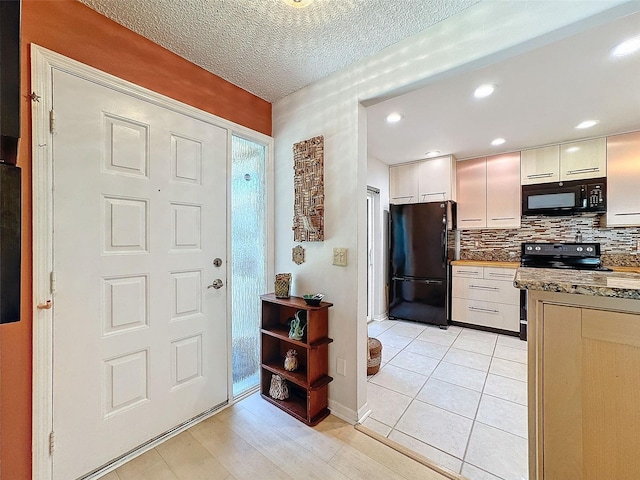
[521,242,601,258]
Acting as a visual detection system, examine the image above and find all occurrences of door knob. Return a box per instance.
[207,279,224,289]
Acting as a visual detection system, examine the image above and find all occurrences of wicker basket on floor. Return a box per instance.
[367,337,382,375]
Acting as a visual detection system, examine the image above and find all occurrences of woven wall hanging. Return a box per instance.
[292,135,324,242]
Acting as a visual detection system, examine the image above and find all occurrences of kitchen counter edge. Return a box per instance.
[514,267,640,300]
[450,260,520,268]
[452,260,640,274]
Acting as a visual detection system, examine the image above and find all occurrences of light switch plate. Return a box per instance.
[337,357,346,376]
[333,247,348,266]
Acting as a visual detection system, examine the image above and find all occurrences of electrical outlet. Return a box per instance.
[337,357,346,376]
[333,247,348,266]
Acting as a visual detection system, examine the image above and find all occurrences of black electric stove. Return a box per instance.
[518,242,610,342]
[520,242,610,271]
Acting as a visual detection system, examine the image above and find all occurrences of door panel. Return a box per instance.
[388,279,447,325]
[390,203,447,279]
[52,70,228,479]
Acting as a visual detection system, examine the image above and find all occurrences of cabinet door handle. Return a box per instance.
[469,285,500,291]
[392,195,414,200]
[566,167,599,175]
[490,217,516,220]
[460,218,483,222]
[468,306,500,315]
[422,192,446,197]
[526,172,554,179]
[614,212,640,216]
[456,270,481,275]
[487,272,514,278]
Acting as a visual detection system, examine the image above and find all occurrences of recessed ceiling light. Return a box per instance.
[425,150,441,158]
[576,120,599,129]
[283,0,314,8]
[611,35,640,57]
[566,147,580,153]
[474,84,496,99]
[491,138,506,146]
[385,112,403,124]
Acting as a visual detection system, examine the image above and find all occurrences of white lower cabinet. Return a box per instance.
[451,265,519,332]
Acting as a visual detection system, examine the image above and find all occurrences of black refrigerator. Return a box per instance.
[388,201,455,328]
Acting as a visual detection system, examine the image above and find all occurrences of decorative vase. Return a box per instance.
[269,374,289,400]
[284,349,299,372]
[274,273,292,298]
[288,310,307,340]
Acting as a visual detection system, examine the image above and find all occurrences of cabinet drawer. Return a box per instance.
[452,265,483,278]
[483,267,517,281]
[452,277,520,305]
[452,298,519,332]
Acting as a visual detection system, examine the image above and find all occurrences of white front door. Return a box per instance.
[51,70,228,479]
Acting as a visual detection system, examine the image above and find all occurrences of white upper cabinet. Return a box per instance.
[521,138,606,184]
[389,162,419,204]
[418,155,456,203]
[389,155,456,205]
[606,131,640,226]
[560,137,606,180]
[486,152,521,229]
[457,154,521,230]
[456,157,487,229]
[520,145,560,184]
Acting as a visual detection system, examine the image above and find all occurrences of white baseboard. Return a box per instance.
[371,313,388,322]
[328,399,358,425]
[357,402,372,424]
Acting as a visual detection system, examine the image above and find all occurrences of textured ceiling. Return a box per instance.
[367,8,640,163]
[78,0,479,102]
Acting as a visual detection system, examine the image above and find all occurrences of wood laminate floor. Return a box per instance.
[100,392,450,480]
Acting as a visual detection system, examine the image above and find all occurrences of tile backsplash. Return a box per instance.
[459,214,640,266]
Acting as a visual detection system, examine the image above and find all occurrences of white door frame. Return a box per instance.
[366,186,381,322]
[31,44,274,480]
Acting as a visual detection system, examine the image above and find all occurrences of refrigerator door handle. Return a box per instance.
[441,213,447,267]
[392,277,443,285]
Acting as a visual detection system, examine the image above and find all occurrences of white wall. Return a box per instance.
[272,1,632,421]
[367,155,389,321]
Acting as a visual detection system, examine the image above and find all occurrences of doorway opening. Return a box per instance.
[230,135,268,397]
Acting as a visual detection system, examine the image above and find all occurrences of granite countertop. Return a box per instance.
[452,259,640,273]
[451,260,520,268]
[514,267,640,300]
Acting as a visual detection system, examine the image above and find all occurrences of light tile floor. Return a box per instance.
[365,319,528,480]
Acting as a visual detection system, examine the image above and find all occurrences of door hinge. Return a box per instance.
[49,109,56,134]
[50,271,56,295]
[49,431,55,455]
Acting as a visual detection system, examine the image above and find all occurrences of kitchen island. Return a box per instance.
[515,267,640,480]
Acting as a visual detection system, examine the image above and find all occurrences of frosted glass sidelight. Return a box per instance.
[231,135,267,397]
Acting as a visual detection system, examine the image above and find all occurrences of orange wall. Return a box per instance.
[0,1,272,478]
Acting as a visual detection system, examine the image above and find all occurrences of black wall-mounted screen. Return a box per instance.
[0,0,21,323]
[0,0,21,165]
[0,164,20,324]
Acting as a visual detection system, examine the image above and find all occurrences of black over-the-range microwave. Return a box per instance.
[522,177,606,216]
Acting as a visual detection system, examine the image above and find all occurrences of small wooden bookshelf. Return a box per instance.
[260,293,333,426]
